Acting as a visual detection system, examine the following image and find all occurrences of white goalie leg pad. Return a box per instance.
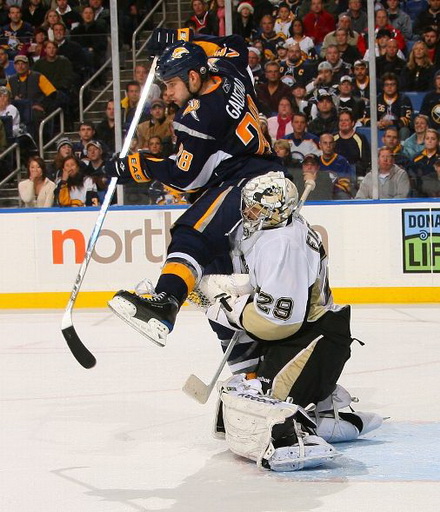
[220,375,338,471]
[315,385,383,443]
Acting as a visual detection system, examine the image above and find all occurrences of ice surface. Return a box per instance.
[1,305,440,512]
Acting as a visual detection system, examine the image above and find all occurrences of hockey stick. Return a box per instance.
[182,179,316,402]
[61,56,159,369]
[182,331,240,404]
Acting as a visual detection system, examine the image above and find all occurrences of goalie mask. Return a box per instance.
[241,172,298,238]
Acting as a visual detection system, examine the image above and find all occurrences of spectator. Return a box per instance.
[133,63,162,104]
[355,147,410,199]
[320,16,360,59]
[18,155,55,207]
[414,0,440,36]
[72,121,96,160]
[385,0,413,41]
[0,5,33,57]
[421,25,440,67]
[84,139,109,203]
[291,81,308,113]
[147,135,163,156]
[352,59,370,108]
[322,44,352,82]
[421,156,440,196]
[48,136,74,180]
[376,38,406,79]
[233,2,257,41]
[210,0,226,37]
[41,9,63,41]
[258,112,272,147]
[373,72,413,140]
[247,46,264,84]
[334,109,371,177]
[400,41,435,92]
[89,0,110,28]
[256,14,286,58]
[296,152,333,199]
[279,42,312,87]
[363,29,406,61]
[33,40,74,96]
[283,111,320,161]
[358,9,406,55]
[274,3,293,38]
[420,70,440,129]
[273,138,295,173]
[95,99,115,153]
[122,80,148,131]
[345,0,368,35]
[306,63,338,108]
[335,75,365,121]
[0,47,15,85]
[380,126,412,169]
[186,0,219,35]
[0,85,20,137]
[402,114,429,159]
[286,18,316,57]
[409,128,440,193]
[137,98,173,155]
[303,0,336,45]
[252,0,274,26]
[330,27,361,66]
[256,61,292,115]
[55,0,82,31]
[55,155,99,207]
[267,96,294,141]
[52,22,89,84]
[22,0,47,29]
[21,27,48,64]
[319,132,355,199]
[7,54,59,137]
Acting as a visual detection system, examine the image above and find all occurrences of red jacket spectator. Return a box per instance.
[303,0,336,45]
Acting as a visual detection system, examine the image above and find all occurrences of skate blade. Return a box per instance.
[108,296,168,347]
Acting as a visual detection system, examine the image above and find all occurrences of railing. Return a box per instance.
[0,143,22,206]
[132,0,166,70]
[38,107,64,157]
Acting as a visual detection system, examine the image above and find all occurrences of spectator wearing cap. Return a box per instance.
[267,96,294,141]
[319,132,355,199]
[84,139,111,203]
[420,70,440,129]
[283,112,320,161]
[400,41,435,92]
[335,75,365,121]
[291,81,308,114]
[305,61,338,100]
[137,98,173,156]
[247,46,264,84]
[233,2,257,41]
[334,109,371,178]
[308,90,339,136]
[255,14,287,58]
[0,85,20,137]
[279,42,313,87]
[357,9,406,55]
[345,0,368,35]
[352,59,370,107]
[7,53,59,137]
[421,157,440,197]
[355,147,410,199]
[413,0,440,37]
[385,0,413,41]
[376,38,406,80]
[421,26,440,68]
[303,0,336,45]
[294,152,333,200]
[186,0,219,35]
[322,44,352,83]
[256,60,292,115]
[274,3,294,38]
[49,136,74,181]
[275,40,288,62]
[0,5,34,57]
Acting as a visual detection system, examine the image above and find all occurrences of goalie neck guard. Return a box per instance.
[241,172,298,239]
[156,41,209,85]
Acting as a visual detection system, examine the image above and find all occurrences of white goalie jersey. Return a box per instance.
[234,216,337,341]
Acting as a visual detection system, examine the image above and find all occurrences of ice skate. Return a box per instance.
[108,290,179,347]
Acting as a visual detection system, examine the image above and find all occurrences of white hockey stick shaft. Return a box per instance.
[182,331,240,404]
[294,179,316,218]
[61,57,158,369]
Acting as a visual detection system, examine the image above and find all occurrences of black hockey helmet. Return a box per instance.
[156,41,208,84]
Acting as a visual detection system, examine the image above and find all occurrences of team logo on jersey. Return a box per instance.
[402,209,440,273]
[222,77,231,93]
[431,104,440,126]
[171,47,190,59]
[182,99,200,121]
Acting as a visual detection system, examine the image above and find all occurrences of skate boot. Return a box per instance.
[108,290,179,347]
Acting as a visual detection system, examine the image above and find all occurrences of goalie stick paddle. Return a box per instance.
[182,331,240,404]
[61,56,158,369]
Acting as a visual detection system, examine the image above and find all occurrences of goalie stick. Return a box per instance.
[183,178,316,403]
[61,56,159,369]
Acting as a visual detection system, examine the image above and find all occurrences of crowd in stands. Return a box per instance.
[4,0,440,208]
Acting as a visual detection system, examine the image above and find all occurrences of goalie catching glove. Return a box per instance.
[206,293,251,331]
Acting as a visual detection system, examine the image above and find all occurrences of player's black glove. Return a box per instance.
[146,28,193,57]
[105,154,129,184]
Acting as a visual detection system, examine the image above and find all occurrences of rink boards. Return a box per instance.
[0,199,439,308]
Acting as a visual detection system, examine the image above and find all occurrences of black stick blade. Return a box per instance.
[62,326,96,369]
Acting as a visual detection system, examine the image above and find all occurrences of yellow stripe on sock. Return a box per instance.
[161,262,197,294]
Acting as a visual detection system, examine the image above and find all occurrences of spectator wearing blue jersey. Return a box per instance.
[282,111,320,163]
[319,132,355,199]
